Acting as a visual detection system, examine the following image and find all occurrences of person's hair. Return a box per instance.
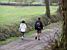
[38,17,40,20]
[21,20,25,23]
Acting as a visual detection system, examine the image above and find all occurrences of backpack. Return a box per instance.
[35,21,41,30]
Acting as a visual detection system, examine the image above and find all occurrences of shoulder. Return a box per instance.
[21,23,23,24]
[20,23,22,25]
[24,23,26,25]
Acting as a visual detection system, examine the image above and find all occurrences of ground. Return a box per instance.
[0,22,62,50]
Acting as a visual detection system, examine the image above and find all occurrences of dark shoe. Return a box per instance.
[38,38,40,40]
[21,38,23,40]
[35,37,37,40]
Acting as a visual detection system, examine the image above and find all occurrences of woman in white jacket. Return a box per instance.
[19,20,27,39]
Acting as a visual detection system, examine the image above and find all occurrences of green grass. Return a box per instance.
[0,30,35,45]
[26,30,36,37]
[0,6,59,45]
[0,37,18,45]
[0,6,58,26]
[0,0,15,2]
[0,0,9,2]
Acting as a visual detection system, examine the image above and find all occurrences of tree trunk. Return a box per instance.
[62,0,67,50]
[45,0,51,18]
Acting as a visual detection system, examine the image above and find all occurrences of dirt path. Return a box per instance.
[0,22,62,50]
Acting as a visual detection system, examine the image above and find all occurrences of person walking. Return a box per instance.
[35,18,43,40]
[19,20,27,40]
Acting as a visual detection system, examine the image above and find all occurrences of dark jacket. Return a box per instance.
[35,20,43,30]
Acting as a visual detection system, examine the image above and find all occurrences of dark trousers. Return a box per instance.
[21,32,25,37]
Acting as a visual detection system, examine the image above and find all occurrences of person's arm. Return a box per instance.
[25,24,27,29]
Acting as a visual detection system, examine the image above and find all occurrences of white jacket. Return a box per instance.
[19,23,27,32]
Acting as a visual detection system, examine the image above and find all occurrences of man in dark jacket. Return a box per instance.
[35,18,43,40]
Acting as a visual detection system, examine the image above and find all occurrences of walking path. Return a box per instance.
[0,22,62,50]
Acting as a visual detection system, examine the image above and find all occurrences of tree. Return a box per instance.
[61,0,67,50]
[44,0,51,18]
[24,0,27,4]
[14,0,16,2]
[29,0,35,5]
[8,0,11,3]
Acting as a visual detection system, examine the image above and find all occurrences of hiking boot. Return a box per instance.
[35,37,37,40]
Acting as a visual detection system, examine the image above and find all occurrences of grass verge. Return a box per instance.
[0,30,35,45]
